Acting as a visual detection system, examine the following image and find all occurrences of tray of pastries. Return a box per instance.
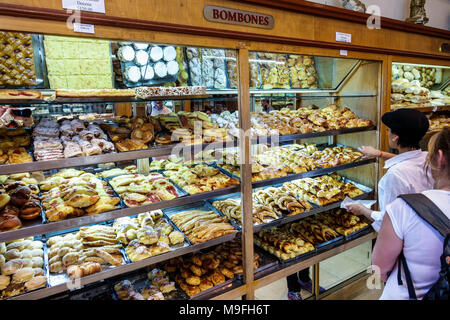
[209,193,281,227]
[287,217,344,251]
[0,237,47,299]
[0,32,37,88]
[164,202,238,245]
[257,52,290,89]
[160,239,258,298]
[95,164,138,179]
[113,267,187,300]
[32,119,115,161]
[253,185,314,218]
[107,172,184,207]
[44,224,128,286]
[39,169,121,222]
[163,163,239,195]
[112,210,189,263]
[254,226,316,263]
[287,54,318,89]
[283,173,368,207]
[313,209,371,241]
[0,127,32,165]
[99,116,158,151]
[0,173,43,233]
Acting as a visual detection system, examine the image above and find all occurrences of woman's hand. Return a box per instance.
[346,203,373,221]
[358,146,381,158]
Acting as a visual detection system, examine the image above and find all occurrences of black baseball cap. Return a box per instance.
[382,108,429,139]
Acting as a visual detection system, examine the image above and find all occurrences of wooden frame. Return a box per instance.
[0,0,448,300]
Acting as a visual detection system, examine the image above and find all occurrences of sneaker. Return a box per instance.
[287,291,303,300]
[298,279,326,294]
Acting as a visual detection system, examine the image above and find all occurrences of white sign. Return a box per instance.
[336,32,352,43]
[73,22,95,34]
[62,0,105,13]
[340,50,348,56]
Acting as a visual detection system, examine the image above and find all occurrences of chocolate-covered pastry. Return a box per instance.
[9,186,31,207]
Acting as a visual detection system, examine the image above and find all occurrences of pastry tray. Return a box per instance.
[163,201,239,245]
[312,235,345,253]
[104,171,188,208]
[42,223,129,288]
[342,223,373,242]
[115,212,192,264]
[206,192,283,230]
[0,237,48,300]
[253,239,317,266]
[246,244,279,280]
[49,279,115,300]
[115,42,178,88]
[109,268,189,300]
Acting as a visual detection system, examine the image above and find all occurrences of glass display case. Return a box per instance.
[0,28,380,300]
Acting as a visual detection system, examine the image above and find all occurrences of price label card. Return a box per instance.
[336,32,352,43]
[340,50,348,56]
[73,23,95,34]
[62,0,105,13]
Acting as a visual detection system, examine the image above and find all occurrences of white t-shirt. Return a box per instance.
[380,189,450,300]
[371,150,434,232]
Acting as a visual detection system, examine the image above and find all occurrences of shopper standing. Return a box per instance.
[346,108,434,232]
[372,127,450,300]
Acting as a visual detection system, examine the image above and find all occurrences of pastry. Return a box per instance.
[24,275,46,291]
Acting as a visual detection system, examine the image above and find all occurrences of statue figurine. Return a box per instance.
[341,0,367,13]
[406,0,429,25]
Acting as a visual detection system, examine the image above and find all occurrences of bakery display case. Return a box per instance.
[0,0,448,301]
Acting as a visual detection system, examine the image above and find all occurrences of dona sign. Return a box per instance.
[204,5,274,29]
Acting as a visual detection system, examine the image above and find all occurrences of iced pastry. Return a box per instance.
[134,50,149,66]
[166,60,179,76]
[141,65,155,81]
[150,46,163,62]
[125,66,141,83]
[154,62,168,78]
[163,46,177,62]
[118,45,136,62]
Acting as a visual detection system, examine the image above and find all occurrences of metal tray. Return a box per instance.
[42,225,129,288]
[109,268,189,300]
[116,212,192,264]
[314,235,345,253]
[163,201,239,245]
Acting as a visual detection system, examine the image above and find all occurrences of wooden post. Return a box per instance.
[237,46,254,300]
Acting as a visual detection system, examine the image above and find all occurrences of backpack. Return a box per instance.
[396,193,450,300]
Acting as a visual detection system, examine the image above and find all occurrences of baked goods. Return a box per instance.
[0,32,36,87]
[428,113,450,132]
[163,163,239,195]
[288,218,341,246]
[0,175,42,232]
[313,209,369,236]
[253,186,313,217]
[168,209,237,244]
[162,239,259,296]
[0,238,46,298]
[97,165,138,178]
[254,227,315,261]
[44,35,113,89]
[257,52,290,89]
[108,173,180,207]
[134,86,206,99]
[46,225,125,280]
[40,169,120,221]
[55,89,135,98]
[283,174,364,206]
[0,91,41,100]
[113,211,187,262]
[0,128,32,165]
[287,54,318,89]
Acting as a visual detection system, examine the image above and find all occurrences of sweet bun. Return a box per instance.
[19,199,41,220]
[6,241,25,251]
[29,241,43,250]
[2,205,20,217]
[31,257,43,268]
[0,194,10,209]
[0,214,22,232]
[0,254,5,267]
[9,186,31,207]
[4,249,22,260]
[1,259,23,275]
[30,249,43,257]
[0,274,10,290]
[24,275,46,291]
[20,258,33,268]
[0,242,5,254]
[20,249,32,259]
[12,267,35,283]
[32,267,44,276]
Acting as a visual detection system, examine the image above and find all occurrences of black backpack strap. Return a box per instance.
[398,194,450,238]
[396,193,450,300]
[398,252,418,300]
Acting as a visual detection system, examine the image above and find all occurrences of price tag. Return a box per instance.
[62,0,105,13]
[73,22,95,34]
[340,50,348,56]
[336,32,352,43]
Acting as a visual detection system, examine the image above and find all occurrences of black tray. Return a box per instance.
[253,238,317,266]
[344,224,373,242]
[314,235,345,253]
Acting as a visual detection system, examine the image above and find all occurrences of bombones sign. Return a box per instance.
[204,5,274,30]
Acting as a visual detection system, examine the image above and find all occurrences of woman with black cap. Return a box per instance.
[347,108,434,232]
